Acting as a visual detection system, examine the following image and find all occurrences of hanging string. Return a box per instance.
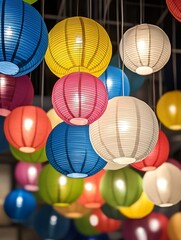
[120,0,125,96]
[76,0,79,16]
[172,18,177,90]
[152,74,156,113]
[89,0,92,19]
[140,0,145,24]
[116,0,120,69]
[158,71,163,129]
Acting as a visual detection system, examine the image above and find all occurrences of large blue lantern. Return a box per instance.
[46,122,106,178]
[0,0,48,76]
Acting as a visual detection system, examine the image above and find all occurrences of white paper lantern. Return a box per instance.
[143,162,181,207]
[104,161,127,170]
[89,96,159,164]
[119,24,171,75]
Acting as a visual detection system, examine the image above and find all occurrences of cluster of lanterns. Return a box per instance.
[0,0,181,239]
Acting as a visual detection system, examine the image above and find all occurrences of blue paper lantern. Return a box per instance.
[0,0,48,76]
[99,66,130,99]
[46,122,106,178]
[0,116,8,153]
[3,188,36,222]
[34,205,71,240]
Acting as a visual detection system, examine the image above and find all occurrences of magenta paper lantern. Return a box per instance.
[0,74,34,116]
[52,72,108,126]
[167,158,181,170]
[14,162,42,191]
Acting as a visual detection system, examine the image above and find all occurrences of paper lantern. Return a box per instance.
[119,24,171,75]
[0,0,48,76]
[156,90,181,130]
[99,66,130,99]
[167,158,181,170]
[3,188,36,222]
[89,96,159,164]
[131,130,169,171]
[78,170,105,208]
[101,204,125,220]
[0,74,34,116]
[120,192,154,219]
[166,0,181,22]
[143,162,181,207]
[0,117,8,153]
[4,106,52,153]
[47,108,63,129]
[90,208,121,233]
[46,123,106,178]
[54,201,91,219]
[10,145,47,163]
[23,0,38,4]
[38,164,84,206]
[14,162,42,191]
[34,205,71,240]
[52,72,108,126]
[167,212,181,240]
[45,16,112,78]
[100,167,143,208]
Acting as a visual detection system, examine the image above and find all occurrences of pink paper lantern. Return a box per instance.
[14,162,42,191]
[52,72,108,126]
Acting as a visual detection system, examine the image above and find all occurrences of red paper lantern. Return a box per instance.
[4,106,52,153]
[131,130,169,171]
[90,208,122,233]
[52,72,108,126]
[78,170,105,208]
[166,0,181,22]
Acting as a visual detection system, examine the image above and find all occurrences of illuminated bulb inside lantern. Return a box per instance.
[156,178,168,192]
[50,215,58,226]
[25,166,38,191]
[76,36,83,44]
[5,26,13,36]
[107,78,113,89]
[115,179,125,191]
[85,183,93,191]
[135,227,147,239]
[169,105,176,115]
[24,119,33,131]
[16,196,23,208]
[149,219,160,232]
[89,214,99,227]
[58,176,67,186]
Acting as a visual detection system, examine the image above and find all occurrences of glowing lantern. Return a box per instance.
[131,130,170,171]
[89,96,159,165]
[45,16,112,78]
[52,72,108,126]
[166,0,181,22]
[47,108,63,129]
[120,24,171,75]
[167,212,181,240]
[4,106,52,153]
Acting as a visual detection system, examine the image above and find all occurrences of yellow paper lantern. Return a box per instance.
[119,192,154,219]
[45,16,112,78]
[156,90,181,130]
[47,108,63,129]
[167,212,181,240]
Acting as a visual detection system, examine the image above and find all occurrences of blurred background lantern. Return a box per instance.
[101,203,125,220]
[0,74,34,117]
[90,208,122,233]
[119,192,154,219]
[46,123,106,178]
[23,0,38,4]
[45,16,112,78]
[4,106,52,153]
[167,212,181,240]
[78,170,105,208]
[99,66,130,99]
[0,0,48,76]
[131,130,170,171]
[47,108,63,129]
[89,96,159,165]
[0,117,9,153]
[52,72,108,126]
[156,90,181,130]
[10,145,47,163]
[166,0,181,22]
[119,24,171,75]
[100,167,143,208]
[14,162,42,191]
[3,188,36,222]
[143,162,181,207]
[38,164,84,206]
[33,204,71,240]
[167,158,181,170]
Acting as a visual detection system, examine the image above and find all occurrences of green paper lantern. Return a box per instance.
[100,167,143,208]
[101,204,125,220]
[23,0,38,4]
[38,164,84,206]
[10,145,47,163]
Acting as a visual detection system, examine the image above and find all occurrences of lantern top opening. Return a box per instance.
[19,147,36,153]
[0,62,19,75]
[136,66,153,75]
[70,117,88,126]
[67,173,88,178]
[0,109,10,117]
[113,157,136,164]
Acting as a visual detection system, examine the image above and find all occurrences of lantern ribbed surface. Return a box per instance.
[0,0,48,76]
[52,72,108,126]
[38,164,84,206]
[156,90,181,130]
[143,162,181,207]
[166,0,181,22]
[89,96,159,164]
[119,24,171,75]
[131,130,170,171]
[4,106,52,153]
[100,167,143,208]
[0,74,34,116]
[45,16,112,78]
[46,122,106,178]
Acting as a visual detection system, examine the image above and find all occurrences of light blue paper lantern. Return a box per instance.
[0,0,48,76]
[46,122,106,178]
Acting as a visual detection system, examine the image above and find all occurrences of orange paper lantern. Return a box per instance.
[167,212,181,240]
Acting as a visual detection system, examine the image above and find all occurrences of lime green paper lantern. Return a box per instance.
[38,164,84,206]
[100,167,143,208]
[23,0,38,4]
[10,145,47,163]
